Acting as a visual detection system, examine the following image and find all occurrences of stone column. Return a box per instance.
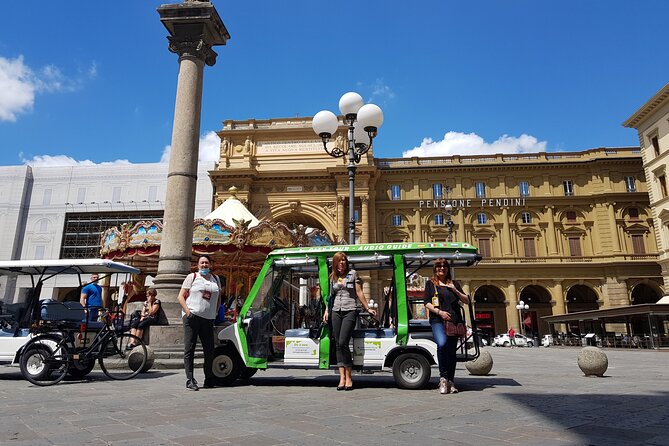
[545,206,558,255]
[501,207,512,255]
[337,196,346,242]
[413,208,422,242]
[505,281,519,331]
[154,2,230,319]
[456,209,465,242]
[552,280,565,314]
[461,281,472,327]
[361,195,369,243]
[607,203,621,252]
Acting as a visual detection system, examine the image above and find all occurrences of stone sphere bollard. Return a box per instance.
[577,346,608,377]
[128,345,155,373]
[465,348,493,375]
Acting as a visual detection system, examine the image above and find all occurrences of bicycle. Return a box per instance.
[19,309,148,386]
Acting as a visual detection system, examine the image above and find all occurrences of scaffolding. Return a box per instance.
[60,211,164,259]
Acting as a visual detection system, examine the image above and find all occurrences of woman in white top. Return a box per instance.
[177,255,221,391]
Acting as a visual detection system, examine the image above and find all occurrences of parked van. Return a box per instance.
[212,242,482,389]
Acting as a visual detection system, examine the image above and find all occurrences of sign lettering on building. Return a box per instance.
[418,198,527,209]
[256,140,323,154]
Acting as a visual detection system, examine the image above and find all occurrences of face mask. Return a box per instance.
[199,268,210,276]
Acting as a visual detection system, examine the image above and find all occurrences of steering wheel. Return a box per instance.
[272,296,290,313]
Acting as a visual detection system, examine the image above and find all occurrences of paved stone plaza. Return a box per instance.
[0,347,667,446]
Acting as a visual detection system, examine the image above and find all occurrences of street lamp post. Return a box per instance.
[516,300,529,336]
[312,92,383,244]
[444,203,454,242]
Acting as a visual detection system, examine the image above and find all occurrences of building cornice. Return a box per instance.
[375,147,641,172]
[623,83,669,128]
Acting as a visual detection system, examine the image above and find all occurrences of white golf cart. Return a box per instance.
[212,242,483,389]
[0,259,140,375]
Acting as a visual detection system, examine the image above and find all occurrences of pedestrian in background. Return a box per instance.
[80,274,102,321]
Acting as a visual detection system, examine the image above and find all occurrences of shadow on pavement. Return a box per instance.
[223,373,520,392]
[504,391,669,445]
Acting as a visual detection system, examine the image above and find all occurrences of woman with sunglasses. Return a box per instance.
[323,251,376,391]
[424,258,470,394]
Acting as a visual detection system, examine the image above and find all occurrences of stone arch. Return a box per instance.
[270,202,336,236]
[559,208,586,222]
[631,283,661,305]
[518,284,552,337]
[473,284,505,303]
[473,284,507,343]
[382,211,409,226]
[512,209,539,224]
[468,211,495,225]
[565,284,599,312]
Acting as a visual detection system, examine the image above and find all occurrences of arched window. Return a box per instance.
[477,213,488,225]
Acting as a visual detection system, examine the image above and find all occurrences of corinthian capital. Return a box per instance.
[167,35,218,66]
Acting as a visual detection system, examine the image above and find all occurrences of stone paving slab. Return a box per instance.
[0,347,667,445]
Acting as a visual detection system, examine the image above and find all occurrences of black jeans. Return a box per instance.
[183,314,215,382]
[331,310,357,367]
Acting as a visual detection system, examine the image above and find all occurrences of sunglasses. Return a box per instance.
[434,263,448,268]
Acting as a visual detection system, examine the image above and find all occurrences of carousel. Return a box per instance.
[100,186,334,312]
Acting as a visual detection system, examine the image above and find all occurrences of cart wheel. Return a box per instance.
[211,345,242,385]
[239,366,258,380]
[392,352,431,389]
[20,336,69,386]
[67,356,95,378]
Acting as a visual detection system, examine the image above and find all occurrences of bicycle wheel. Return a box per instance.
[98,333,146,380]
[20,335,70,386]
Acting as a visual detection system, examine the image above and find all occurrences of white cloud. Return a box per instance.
[0,55,97,122]
[20,153,131,167]
[403,131,547,158]
[0,56,35,121]
[160,131,220,163]
[369,78,395,104]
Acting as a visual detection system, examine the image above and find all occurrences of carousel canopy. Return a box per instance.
[99,186,333,274]
[204,186,260,227]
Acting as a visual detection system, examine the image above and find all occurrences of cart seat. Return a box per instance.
[409,319,432,332]
[285,328,310,338]
[352,328,395,338]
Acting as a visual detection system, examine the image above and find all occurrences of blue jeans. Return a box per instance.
[430,319,458,380]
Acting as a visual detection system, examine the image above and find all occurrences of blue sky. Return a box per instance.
[1,0,667,167]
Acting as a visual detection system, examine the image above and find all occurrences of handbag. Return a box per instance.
[444,320,466,337]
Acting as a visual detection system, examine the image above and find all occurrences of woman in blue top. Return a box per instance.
[423,258,470,394]
[323,252,376,391]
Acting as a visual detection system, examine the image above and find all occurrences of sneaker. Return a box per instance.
[186,379,199,391]
[447,380,459,394]
[438,377,448,394]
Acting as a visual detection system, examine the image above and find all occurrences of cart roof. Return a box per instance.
[0,259,141,276]
[271,241,478,256]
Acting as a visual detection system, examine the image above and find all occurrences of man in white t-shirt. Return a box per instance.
[177,255,221,391]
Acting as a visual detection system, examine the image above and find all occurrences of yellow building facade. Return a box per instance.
[624,82,669,288]
[212,117,663,339]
